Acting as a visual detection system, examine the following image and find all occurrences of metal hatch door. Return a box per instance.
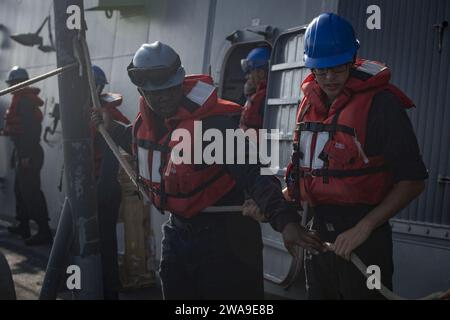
[261,26,310,288]
[218,24,278,103]
[217,25,310,290]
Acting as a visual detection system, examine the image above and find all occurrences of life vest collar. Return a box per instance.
[100,92,123,108]
[139,74,240,130]
[301,59,414,117]
[168,74,217,122]
[11,86,44,107]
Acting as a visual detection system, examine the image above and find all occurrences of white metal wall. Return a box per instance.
[0,0,337,247]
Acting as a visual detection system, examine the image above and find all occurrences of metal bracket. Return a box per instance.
[391,219,450,241]
[438,174,450,185]
[433,21,448,53]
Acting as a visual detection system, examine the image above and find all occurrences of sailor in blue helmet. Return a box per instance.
[239,46,271,130]
[90,65,130,299]
[284,13,427,299]
[92,65,108,94]
[3,66,52,246]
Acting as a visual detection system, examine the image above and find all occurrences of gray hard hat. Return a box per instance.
[127,41,186,91]
[6,66,29,84]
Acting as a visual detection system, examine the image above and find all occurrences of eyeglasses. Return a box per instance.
[312,63,351,76]
[127,56,181,87]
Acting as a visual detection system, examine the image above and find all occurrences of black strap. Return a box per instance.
[291,102,312,201]
[133,116,143,190]
[330,110,342,139]
[137,139,171,153]
[296,122,356,137]
[158,121,181,212]
[322,109,343,184]
[165,168,228,199]
[182,96,201,113]
[301,165,389,178]
[321,158,330,184]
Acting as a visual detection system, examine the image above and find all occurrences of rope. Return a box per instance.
[323,242,444,300]
[74,33,151,204]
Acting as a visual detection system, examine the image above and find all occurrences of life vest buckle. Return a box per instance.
[310,122,325,132]
[300,169,316,178]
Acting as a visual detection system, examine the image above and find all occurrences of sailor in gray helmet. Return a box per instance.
[93,41,325,299]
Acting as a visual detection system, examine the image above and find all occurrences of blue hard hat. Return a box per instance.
[241,46,271,73]
[6,66,29,84]
[304,13,360,69]
[92,65,108,87]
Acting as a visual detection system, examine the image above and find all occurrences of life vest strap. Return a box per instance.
[164,168,228,199]
[201,205,243,213]
[296,122,356,137]
[301,165,389,178]
[137,139,171,153]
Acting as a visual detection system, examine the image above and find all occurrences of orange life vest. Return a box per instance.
[240,80,267,130]
[287,59,414,207]
[3,87,44,136]
[133,74,242,218]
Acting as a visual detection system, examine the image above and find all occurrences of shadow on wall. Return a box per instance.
[0,104,6,130]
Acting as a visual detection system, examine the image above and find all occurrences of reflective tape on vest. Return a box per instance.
[138,147,162,183]
[138,146,150,180]
[357,61,387,76]
[186,81,215,106]
[312,132,329,169]
[151,150,162,183]
[299,131,313,168]
[299,131,330,170]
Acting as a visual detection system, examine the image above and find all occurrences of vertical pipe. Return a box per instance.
[202,0,217,75]
[39,198,72,300]
[53,0,103,299]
